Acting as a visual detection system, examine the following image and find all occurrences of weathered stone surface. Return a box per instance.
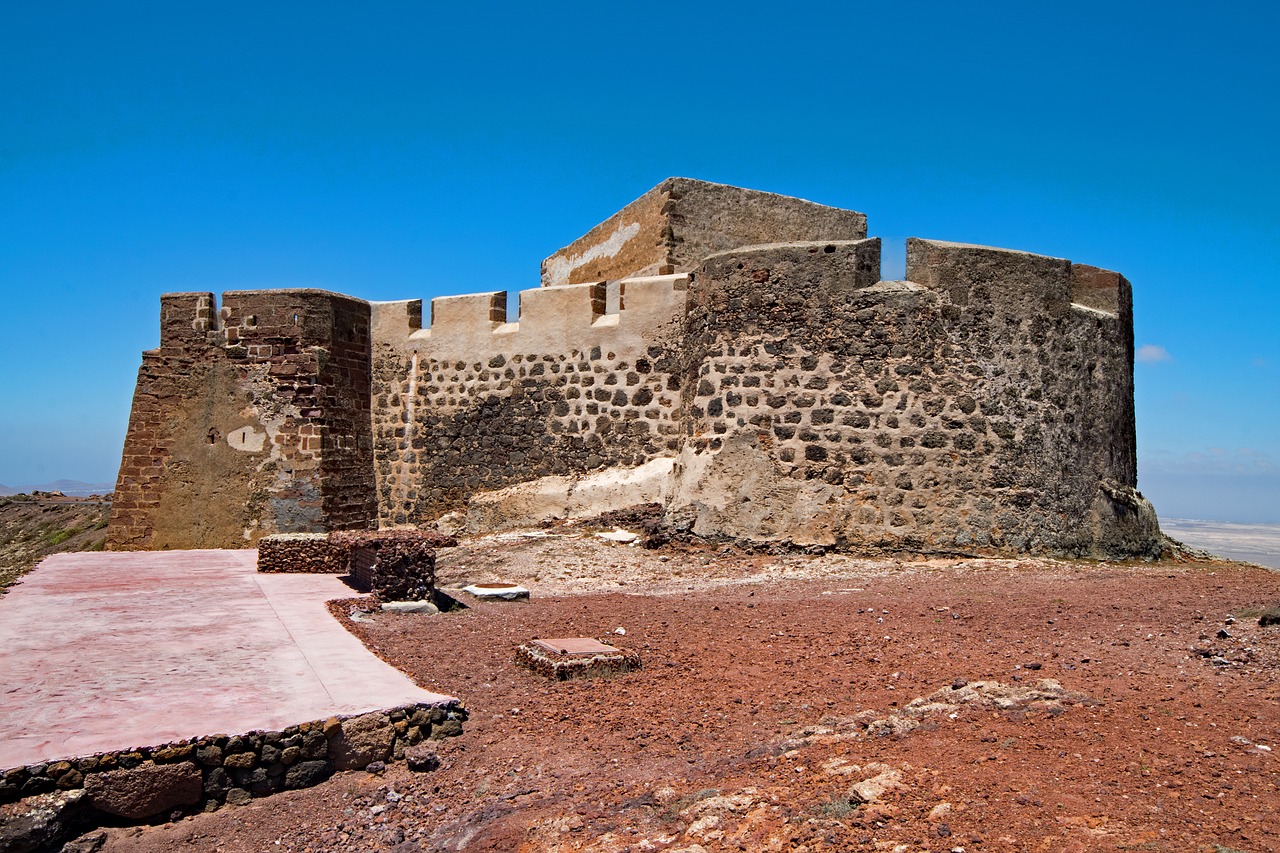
[108,179,1162,561]
[667,237,1160,560]
[0,789,86,853]
[107,289,376,550]
[541,177,868,286]
[83,761,202,819]
[329,713,394,771]
[403,745,440,773]
[284,760,332,790]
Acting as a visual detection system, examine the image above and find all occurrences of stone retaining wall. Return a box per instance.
[256,532,347,573]
[256,530,455,603]
[0,702,465,820]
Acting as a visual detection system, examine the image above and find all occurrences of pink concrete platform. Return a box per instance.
[0,549,453,769]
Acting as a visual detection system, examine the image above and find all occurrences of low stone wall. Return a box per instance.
[257,530,459,597]
[0,701,465,827]
[256,533,348,573]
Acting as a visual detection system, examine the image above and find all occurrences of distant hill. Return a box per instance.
[0,479,115,497]
[1,492,113,591]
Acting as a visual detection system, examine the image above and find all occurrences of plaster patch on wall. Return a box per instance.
[543,222,641,287]
[226,425,267,452]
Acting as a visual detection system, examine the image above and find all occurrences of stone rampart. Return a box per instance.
[370,274,689,525]
[668,237,1156,557]
[108,289,376,549]
[108,178,1162,559]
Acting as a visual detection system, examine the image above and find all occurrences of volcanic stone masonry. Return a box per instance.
[108,177,1162,559]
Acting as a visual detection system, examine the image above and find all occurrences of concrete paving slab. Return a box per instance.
[0,549,452,769]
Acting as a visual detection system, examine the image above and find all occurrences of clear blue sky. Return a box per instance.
[1,1,1276,522]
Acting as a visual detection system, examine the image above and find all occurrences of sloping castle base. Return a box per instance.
[108,178,1161,559]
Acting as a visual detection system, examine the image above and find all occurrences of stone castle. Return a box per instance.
[107,178,1162,559]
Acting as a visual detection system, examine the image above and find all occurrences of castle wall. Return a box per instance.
[107,290,375,549]
[668,238,1158,557]
[108,180,1161,560]
[541,177,868,287]
[369,275,689,525]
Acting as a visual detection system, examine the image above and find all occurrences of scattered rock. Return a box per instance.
[60,829,107,852]
[404,745,440,773]
[848,764,903,804]
[349,607,376,623]
[83,761,202,819]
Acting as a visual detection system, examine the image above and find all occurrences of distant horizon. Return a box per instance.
[3,472,1278,529]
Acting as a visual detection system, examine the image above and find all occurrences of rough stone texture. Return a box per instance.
[328,712,394,771]
[1,701,467,840]
[107,290,376,549]
[668,237,1159,558]
[108,180,1162,560]
[256,533,346,573]
[370,272,689,525]
[83,761,202,819]
[0,789,87,853]
[540,177,868,286]
[458,457,674,533]
[403,745,440,773]
[514,642,642,681]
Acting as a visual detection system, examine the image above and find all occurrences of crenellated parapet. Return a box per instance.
[669,234,1155,557]
[108,289,375,550]
[369,274,690,525]
[109,178,1162,559]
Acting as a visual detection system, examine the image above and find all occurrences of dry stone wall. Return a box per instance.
[0,702,465,832]
[668,237,1158,557]
[370,275,689,526]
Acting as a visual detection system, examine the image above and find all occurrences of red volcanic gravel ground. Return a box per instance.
[95,534,1280,852]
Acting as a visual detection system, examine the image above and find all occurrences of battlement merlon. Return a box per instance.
[541,177,868,287]
[905,238,1131,322]
[158,289,373,352]
[374,275,690,360]
[158,292,218,349]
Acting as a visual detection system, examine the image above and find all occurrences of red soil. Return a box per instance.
[96,532,1280,852]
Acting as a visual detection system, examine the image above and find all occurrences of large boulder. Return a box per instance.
[0,789,87,853]
[328,713,394,771]
[84,761,202,819]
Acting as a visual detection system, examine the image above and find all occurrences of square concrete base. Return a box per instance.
[515,637,641,681]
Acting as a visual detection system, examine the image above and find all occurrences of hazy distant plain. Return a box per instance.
[1161,518,1280,570]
